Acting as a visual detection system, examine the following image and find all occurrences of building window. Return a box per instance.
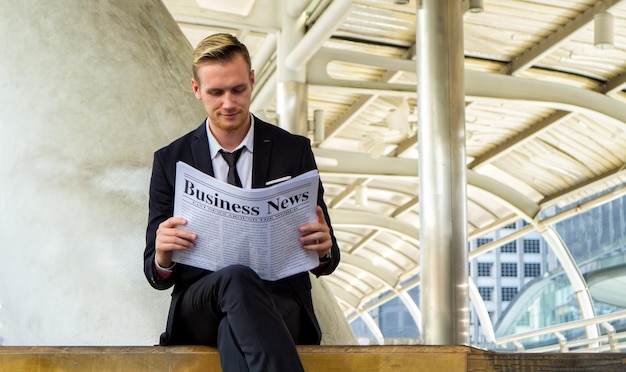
[524,263,541,277]
[500,241,517,253]
[476,238,493,247]
[501,263,518,277]
[504,222,516,229]
[502,287,518,301]
[478,287,493,301]
[477,262,492,277]
[523,239,541,253]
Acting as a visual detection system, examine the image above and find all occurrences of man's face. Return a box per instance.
[192,53,255,135]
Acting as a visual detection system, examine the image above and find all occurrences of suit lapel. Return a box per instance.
[252,117,271,189]
[190,123,215,177]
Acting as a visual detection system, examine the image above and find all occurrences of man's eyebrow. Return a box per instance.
[206,83,247,92]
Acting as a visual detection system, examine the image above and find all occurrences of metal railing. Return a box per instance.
[495,309,626,352]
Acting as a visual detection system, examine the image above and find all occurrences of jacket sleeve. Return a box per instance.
[299,142,340,277]
[143,150,177,290]
[310,178,340,277]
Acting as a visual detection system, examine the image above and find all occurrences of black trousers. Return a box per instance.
[172,265,306,372]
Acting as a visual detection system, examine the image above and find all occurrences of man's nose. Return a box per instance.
[222,92,236,108]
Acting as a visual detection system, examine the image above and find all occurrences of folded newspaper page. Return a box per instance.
[172,161,320,281]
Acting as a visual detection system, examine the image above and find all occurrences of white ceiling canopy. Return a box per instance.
[194,0,256,16]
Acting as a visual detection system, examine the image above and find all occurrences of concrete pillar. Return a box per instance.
[417,0,470,345]
[0,0,204,345]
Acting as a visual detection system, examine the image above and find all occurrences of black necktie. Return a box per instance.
[220,148,244,187]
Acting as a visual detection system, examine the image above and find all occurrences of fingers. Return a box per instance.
[301,238,332,258]
[159,217,189,229]
[156,217,197,253]
[299,206,332,256]
[316,206,327,225]
[300,206,329,233]
[155,217,197,268]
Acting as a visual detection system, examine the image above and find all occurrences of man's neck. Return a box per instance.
[209,119,251,151]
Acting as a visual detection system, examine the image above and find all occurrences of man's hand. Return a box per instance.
[155,217,197,267]
[299,206,332,258]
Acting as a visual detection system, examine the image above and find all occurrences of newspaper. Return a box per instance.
[171,161,320,281]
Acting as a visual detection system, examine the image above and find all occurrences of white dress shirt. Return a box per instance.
[206,116,255,189]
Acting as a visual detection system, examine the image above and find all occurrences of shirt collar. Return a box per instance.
[206,115,255,160]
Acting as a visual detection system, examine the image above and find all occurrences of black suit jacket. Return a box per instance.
[143,116,340,345]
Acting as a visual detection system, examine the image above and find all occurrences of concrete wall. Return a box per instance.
[0,0,204,345]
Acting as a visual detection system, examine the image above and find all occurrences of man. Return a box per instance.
[143,33,340,371]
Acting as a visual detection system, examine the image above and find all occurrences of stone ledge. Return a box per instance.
[1,345,625,371]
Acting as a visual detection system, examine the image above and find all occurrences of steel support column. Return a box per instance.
[417,0,470,345]
[276,0,307,135]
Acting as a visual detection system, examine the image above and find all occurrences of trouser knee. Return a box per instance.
[220,264,259,281]
[217,265,264,292]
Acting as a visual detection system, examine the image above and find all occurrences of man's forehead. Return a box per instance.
[196,62,251,87]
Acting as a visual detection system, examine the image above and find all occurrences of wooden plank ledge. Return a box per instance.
[1,345,625,371]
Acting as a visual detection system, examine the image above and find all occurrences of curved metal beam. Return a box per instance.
[339,253,400,288]
[468,278,496,343]
[467,170,541,220]
[465,70,626,127]
[314,147,418,178]
[465,181,599,339]
[318,150,540,220]
[328,209,420,246]
[307,48,626,128]
[284,0,352,71]
[359,310,385,345]
[397,291,422,335]
[327,282,361,309]
[329,280,386,345]
[539,226,599,342]
[333,253,424,340]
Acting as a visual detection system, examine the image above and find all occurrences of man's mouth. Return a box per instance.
[222,112,238,119]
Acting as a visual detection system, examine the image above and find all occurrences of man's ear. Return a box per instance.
[191,78,201,100]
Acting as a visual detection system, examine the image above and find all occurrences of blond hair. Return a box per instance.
[192,33,252,80]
